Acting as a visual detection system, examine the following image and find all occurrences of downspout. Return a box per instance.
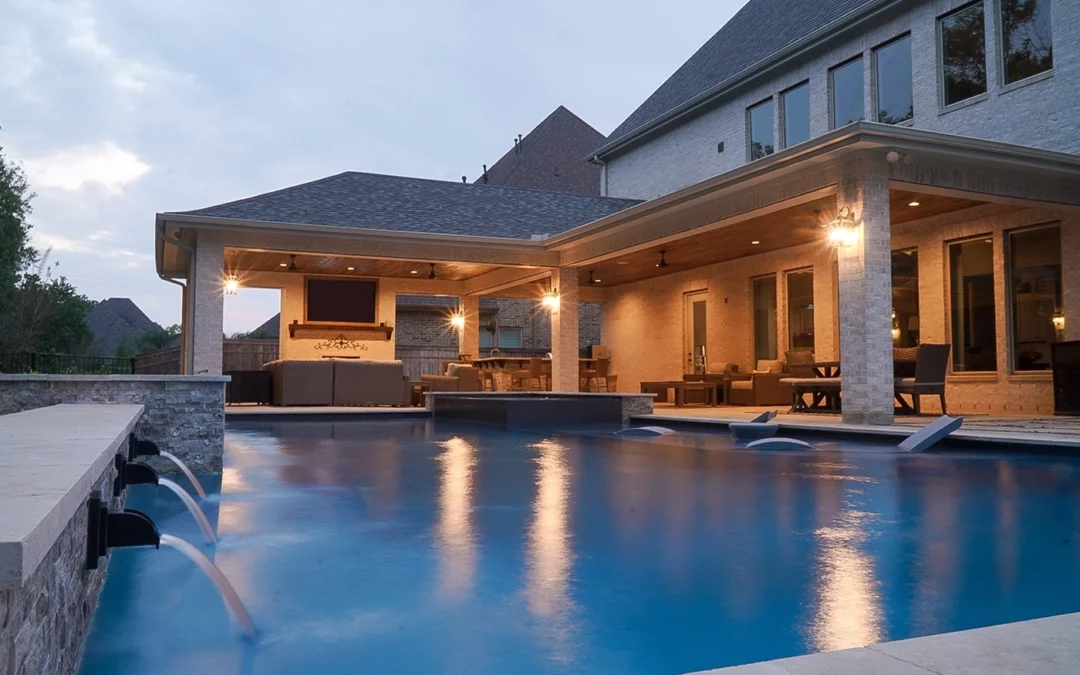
[156,221,196,374]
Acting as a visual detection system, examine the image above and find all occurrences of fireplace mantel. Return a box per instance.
[287,321,394,341]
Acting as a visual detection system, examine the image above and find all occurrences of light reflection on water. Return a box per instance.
[435,436,478,599]
[810,508,884,651]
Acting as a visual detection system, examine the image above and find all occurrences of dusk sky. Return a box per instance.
[3,0,747,335]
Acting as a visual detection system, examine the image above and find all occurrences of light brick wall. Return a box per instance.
[606,0,1080,200]
[603,201,1075,415]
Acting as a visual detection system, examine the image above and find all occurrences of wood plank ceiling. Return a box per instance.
[224,250,498,281]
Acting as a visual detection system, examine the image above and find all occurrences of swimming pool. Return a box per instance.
[78,419,1080,675]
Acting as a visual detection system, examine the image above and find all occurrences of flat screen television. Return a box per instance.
[305,278,377,323]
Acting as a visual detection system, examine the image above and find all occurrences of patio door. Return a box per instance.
[684,291,708,375]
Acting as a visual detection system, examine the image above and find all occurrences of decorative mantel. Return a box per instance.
[288,320,394,341]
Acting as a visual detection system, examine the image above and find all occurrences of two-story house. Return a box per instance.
[157,0,1080,422]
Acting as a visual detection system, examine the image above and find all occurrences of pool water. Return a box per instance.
[78,420,1080,675]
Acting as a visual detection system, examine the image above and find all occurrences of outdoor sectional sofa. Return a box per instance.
[263,359,410,406]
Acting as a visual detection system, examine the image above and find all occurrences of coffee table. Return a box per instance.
[640,381,719,407]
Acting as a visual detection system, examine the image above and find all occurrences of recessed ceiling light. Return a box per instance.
[279,262,288,268]
[984,238,993,243]
[751,240,760,245]
[908,201,921,207]
[410,269,418,274]
[346,266,355,271]
[617,261,629,266]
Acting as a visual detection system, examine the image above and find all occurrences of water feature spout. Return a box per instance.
[113,453,159,497]
[160,533,258,639]
[86,491,160,569]
[159,451,207,499]
[159,478,218,544]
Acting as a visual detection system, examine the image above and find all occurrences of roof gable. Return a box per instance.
[169,171,640,240]
[476,106,605,196]
[597,0,882,158]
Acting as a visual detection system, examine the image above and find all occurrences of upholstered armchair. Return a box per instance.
[728,358,791,406]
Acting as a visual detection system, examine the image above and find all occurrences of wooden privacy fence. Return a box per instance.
[132,340,280,374]
[396,347,459,381]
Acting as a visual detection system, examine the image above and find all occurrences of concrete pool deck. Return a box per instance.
[641,406,1080,449]
[686,611,1080,674]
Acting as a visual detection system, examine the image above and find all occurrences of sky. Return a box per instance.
[2,0,748,336]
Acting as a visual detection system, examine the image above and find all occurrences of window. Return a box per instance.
[753,276,778,361]
[875,35,913,124]
[940,1,987,106]
[480,328,493,349]
[498,327,522,349]
[747,98,775,160]
[949,238,997,372]
[830,57,864,129]
[1001,0,1052,85]
[892,250,920,347]
[782,82,811,148]
[1008,225,1061,371]
[786,270,815,351]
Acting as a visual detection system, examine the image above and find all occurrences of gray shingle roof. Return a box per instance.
[596,0,882,158]
[476,106,605,196]
[170,171,640,240]
[87,298,163,356]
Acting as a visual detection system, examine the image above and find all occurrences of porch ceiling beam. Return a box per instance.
[239,271,465,294]
[462,267,552,296]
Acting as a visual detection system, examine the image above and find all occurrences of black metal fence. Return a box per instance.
[0,353,135,375]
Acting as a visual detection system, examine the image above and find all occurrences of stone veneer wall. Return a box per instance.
[0,443,123,675]
[0,376,227,473]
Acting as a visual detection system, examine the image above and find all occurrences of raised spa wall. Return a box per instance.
[0,375,227,474]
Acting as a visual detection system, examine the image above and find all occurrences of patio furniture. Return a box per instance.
[422,363,482,392]
[683,362,739,404]
[264,359,335,406]
[511,358,546,391]
[728,359,790,406]
[780,377,842,412]
[640,380,720,407]
[894,344,951,415]
[893,346,919,378]
[410,381,431,406]
[580,358,611,392]
[333,359,410,406]
[784,350,816,408]
[225,370,273,405]
[1051,341,1080,415]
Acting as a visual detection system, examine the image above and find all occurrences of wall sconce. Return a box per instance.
[449,313,465,331]
[541,289,560,310]
[1053,310,1065,332]
[224,275,240,295]
[826,206,857,248]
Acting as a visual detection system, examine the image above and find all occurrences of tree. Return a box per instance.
[114,325,180,357]
[0,139,94,354]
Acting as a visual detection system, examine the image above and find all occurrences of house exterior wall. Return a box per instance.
[603,202,1079,414]
[605,0,1080,200]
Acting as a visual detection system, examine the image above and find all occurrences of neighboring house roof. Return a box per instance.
[251,313,280,338]
[87,298,163,356]
[596,0,883,158]
[476,106,605,196]
[170,172,640,240]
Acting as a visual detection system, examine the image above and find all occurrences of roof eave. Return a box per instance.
[593,0,902,161]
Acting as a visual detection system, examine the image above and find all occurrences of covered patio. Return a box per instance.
[156,123,1080,424]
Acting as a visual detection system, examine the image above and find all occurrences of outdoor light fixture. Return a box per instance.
[908,201,921,207]
[588,270,601,284]
[428,263,437,280]
[656,250,669,268]
[449,313,465,330]
[1053,310,1066,332]
[224,275,240,295]
[410,269,418,274]
[826,206,857,248]
[541,289,560,310]
[279,262,288,268]
[346,266,355,271]
[751,240,760,245]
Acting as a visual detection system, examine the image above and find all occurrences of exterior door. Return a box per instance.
[684,291,708,375]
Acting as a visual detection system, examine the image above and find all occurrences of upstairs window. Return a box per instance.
[782,82,811,148]
[747,98,775,160]
[939,2,987,106]
[499,327,522,349]
[830,57,864,129]
[874,35,913,124]
[1001,0,1052,84]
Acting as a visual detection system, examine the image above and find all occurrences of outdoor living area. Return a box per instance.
[156,123,1080,425]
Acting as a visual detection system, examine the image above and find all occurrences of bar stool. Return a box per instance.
[579,358,610,392]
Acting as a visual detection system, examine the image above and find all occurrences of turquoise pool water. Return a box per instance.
[79,420,1080,675]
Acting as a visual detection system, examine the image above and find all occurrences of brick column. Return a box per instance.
[550,268,579,392]
[191,231,224,375]
[459,295,480,360]
[837,156,893,425]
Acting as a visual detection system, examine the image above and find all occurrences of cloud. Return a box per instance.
[0,25,40,90]
[20,142,151,194]
[32,230,152,269]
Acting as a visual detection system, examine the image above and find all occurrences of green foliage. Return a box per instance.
[229,326,275,340]
[114,324,181,357]
[0,139,94,354]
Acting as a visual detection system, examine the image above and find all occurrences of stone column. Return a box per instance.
[191,231,224,375]
[550,267,579,392]
[459,295,480,360]
[837,156,894,425]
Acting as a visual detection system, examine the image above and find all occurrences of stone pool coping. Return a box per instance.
[636,413,1080,450]
[684,611,1080,674]
[0,374,230,382]
[0,404,143,589]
